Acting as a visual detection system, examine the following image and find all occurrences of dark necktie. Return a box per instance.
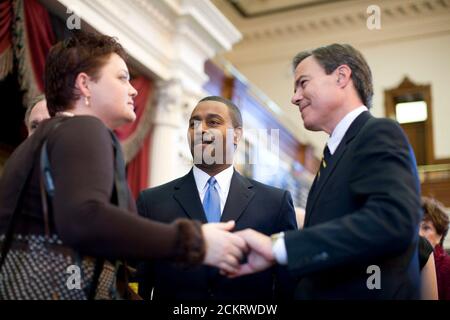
[317,145,331,181]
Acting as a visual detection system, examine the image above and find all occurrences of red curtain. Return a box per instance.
[125,134,151,200]
[0,0,13,79]
[7,0,153,199]
[0,0,12,55]
[23,0,56,91]
[115,77,153,199]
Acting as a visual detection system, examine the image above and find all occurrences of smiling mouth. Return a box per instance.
[192,137,214,146]
[299,105,308,112]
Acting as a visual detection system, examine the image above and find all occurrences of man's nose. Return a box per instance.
[291,90,303,105]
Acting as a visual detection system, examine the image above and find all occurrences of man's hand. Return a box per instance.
[226,229,276,278]
[202,221,248,274]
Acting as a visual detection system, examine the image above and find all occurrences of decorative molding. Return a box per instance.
[152,79,184,128]
[214,0,450,65]
[121,95,155,164]
[241,0,450,43]
[227,0,349,18]
[45,0,242,96]
[180,0,242,52]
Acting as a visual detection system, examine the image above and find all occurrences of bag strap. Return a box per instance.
[0,166,35,272]
[39,129,129,300]
[0,119,65,272]
[40,139,105,300]
[39,140,53,237]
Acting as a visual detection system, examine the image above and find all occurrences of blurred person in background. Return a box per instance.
[24,95,50,136]
[420,196,450,300]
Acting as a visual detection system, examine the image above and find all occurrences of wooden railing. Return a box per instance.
[419,163,450,207]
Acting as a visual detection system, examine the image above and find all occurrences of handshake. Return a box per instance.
[201,220,278,277]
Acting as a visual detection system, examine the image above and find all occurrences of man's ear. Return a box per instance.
[233,127,243,147]
[74,72,92,98]
[336,64,352,88]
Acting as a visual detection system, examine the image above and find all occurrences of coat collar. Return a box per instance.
[304,111,372,226]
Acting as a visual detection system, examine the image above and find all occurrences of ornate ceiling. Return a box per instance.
[226,0,348,17]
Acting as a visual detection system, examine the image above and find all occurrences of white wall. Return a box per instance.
[366,33,450,160]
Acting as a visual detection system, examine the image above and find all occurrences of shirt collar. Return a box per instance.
[193,165,234,194]
[327,105,368,155]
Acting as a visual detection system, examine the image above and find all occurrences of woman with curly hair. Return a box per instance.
[420,196,450,300]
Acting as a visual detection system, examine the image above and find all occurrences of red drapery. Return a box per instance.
[4,0,153,199]
[125,134,151,200]
[23,0,55,91]
[115,77,153,199]
[0,0,13,79]
[0,1,12,52]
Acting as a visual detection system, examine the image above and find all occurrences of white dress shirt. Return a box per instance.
[272,105,369,265]
[192,165,234,215]
[327,105,368,155]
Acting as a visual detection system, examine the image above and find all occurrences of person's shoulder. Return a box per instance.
[365,115,402,131]
[358,115,407,143]
[45,116,113,157]
[138,174,187,199]
[60,115,107,131]
[50,115,109,141]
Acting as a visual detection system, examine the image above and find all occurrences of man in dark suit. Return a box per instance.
[232,44,422,299]
[136,96,297,300]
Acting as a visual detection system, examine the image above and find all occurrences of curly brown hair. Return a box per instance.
[44,31,127,116]
[422,196,449,246]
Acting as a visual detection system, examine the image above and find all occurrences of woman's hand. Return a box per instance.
[201,221,248,274]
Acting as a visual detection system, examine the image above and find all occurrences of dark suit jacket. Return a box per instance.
[285,111,422,299]
[136,169,297,300]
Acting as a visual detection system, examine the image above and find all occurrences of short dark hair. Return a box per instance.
[292,43,373,108]
[45,31,127,116]
[422,196,449,246]
[198,96,242,128]
[24,94,46,127]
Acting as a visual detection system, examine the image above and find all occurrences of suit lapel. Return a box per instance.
[220,170,255,223]
[304,111,372,226]
[304,141,348,225]
[173,169,208,223]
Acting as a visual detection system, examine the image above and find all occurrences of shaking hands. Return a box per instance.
[201,221,277,277]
